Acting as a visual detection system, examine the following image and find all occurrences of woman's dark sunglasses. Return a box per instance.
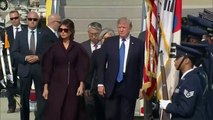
[58,28,69,33]
[10,17,19,20]
[28,18,38,21]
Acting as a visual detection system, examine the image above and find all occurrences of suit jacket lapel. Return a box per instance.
[47,27,58,40]
[21,25,26,30]
[36,29,42,53]
[126,36,134,66]
[114,36,120,66]
[22,30,29,51]
[87,40,92,55]
[8,27,14,42]
[37,29,41,45]
[84,40,92,56]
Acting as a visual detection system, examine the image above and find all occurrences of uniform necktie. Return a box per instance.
[117,39,125,82]
[30,31,36,54]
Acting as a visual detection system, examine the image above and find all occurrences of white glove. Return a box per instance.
[0,79,6,88]
[7,74,14,84]
[160,100,171,110]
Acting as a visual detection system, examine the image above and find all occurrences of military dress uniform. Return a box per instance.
[181,42,213,120]
[166,69,206,120]
[160,45,207,120]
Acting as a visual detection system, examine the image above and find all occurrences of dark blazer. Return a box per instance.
[86,49,102,90]
[4,25,27,66]
[81,40,92,57]
[40,26,59,54]
[97,35,144,101]
[81,40,94,89]
[11,28,43,77]
[6,25,27,50]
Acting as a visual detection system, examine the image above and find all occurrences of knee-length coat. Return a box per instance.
[42,40,90,120]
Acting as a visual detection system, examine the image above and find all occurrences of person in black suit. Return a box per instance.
[81,22,102,120]
[4,10,27,113]
[85,28,115,120]
[81,22,102,57]
[97,17,145,120]
[12,11,45,120]
[40,14,61,53]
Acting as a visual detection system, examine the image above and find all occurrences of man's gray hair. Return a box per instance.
[88,22,102,32]
[99,28,115,39]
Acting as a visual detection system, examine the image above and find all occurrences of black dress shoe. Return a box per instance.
[7,108,15,113]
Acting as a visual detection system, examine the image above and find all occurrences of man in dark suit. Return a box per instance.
[81,22,102,120]
[97,17,145,120]
[81,22,102,57]
[40,14,61,53]
[12,11,45,120]
[4,10,27,113]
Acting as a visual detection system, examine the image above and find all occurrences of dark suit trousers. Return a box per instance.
[93,91,105,120]
[85,93,96,120]
[144,99,154,120]
[105,76,136,120]
[20,65,46,120]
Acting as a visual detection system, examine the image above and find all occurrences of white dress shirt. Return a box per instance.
[13,25,22,39]
[91,41,102,52]
[119,35,130,73]
[28,28,37,50]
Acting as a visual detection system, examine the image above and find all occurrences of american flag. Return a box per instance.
[142,0,158,100]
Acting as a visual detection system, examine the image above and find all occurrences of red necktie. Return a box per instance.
[94,44,98,50]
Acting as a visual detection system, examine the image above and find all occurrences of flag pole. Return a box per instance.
[0,40,7,87]
[159,51,170,120]
[4,31,14,84]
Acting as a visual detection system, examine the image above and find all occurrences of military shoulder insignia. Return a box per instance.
[184,89,194,98]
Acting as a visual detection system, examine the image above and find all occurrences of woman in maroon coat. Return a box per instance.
[42,19,90,120]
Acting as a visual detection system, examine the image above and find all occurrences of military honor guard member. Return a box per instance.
[159,44,207,120]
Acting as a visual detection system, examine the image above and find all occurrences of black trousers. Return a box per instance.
[20,67,46,120]
[94,91,105,120]
[84,92,96,120]
[105,81,136,120]
[84,90,105,120]
[144,98,154,120]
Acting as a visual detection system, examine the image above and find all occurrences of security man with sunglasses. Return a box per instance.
[12,11,46,120]
[2,10,27,113]
[40,14,61,54]
[159,44,207,120]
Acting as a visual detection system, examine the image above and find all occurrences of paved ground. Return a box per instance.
[0,97,35,120]
[0,96,145,120]
[0,90,156,120]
